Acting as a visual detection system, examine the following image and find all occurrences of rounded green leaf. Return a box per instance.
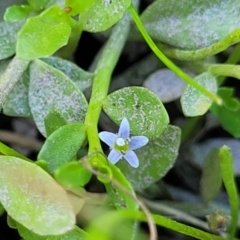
[0,156,75,235]
[38,123,87,173]
[143,69,187,103]
[181,72,217,116]
[117,125,181,191]
[141,0,240,50]
[0,21,24,60]
[79,0,131,32]
[29,59,88,136]
[4,5,33,22]
[42,57,93,91]
[54,161,92,188]
[103,86,169,139]
[17,5,71,60]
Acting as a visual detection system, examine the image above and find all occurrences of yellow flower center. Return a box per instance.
[114,137,129,153]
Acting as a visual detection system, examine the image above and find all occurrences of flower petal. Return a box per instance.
[99,131,118,148]
[118,117,130,139]
[130,136,149,150]
[108,149,122,164]
[123,150,139,168]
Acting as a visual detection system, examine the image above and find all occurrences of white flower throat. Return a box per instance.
[115,137,129,153]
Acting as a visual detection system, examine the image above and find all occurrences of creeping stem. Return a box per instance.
[84,9,133,154]
[129,4,222,105]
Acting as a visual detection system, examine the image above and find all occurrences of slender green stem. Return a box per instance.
[87,209,225,240]
[219,146,239,239]
[129,4,222,105]
[84,11,132,154]
[0,56,29,110]
[208,64,240,81]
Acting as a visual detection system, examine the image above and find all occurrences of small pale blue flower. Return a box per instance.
[99,117,149,168]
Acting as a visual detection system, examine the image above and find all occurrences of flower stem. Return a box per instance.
[129,4,222,105]
[84,10,133,154]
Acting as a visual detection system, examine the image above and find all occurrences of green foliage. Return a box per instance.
[0,21,23,60]
[0,156,75,235]
[200,149,222,204]
[103,86,169,139]
[38,122,86,173]
[181,72,217,116]
[29,59,88,136]
[117,125,181,191]
[54,161,92,188]
[0,0,240,239]
[4,5,33,22]
[141,0,240,50]
[79,0,131,32]
[17,223,88,240]
[211,89,240,137]
[42,56,93,91]
[17,5,71,60]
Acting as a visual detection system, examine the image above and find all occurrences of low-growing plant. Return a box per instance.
[0,0,239,239]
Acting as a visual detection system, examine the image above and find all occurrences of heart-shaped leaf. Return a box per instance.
[181,72,217,116]
[29,59,88,136]
[79,0,131,32]
[117,125,181,191]
[27,0,50,11]
[17,5,71,60]
[38,123,86,173]
[0,21,23,60]
[0,156,75,235]
[141,0,240,50]
[103,86,169,139]
[42,57,93,91]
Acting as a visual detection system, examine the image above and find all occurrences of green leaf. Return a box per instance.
[54,161,91,188]
[17,223,88,240]
[0,21,24,60]
[105,164,138,210]
[44,110,67,136]
[117,125,181,191]
[27,0,50,10]
[0,142,31,161]
[211,104,240,138]
[65,0,96,15]
[79,0,131,32]
[181,72,217,116]
[0,156,75,236]
[217,87,240,111]
[141,0,240,50]
[3,67,31,117]
[4,5,33,22]
[29,59,88,136]
[103,86,169,139]
[200,149,222,204]
[143,69,187,103]
[16,5,71,60]
[42,56,93,91]
[38,123,86,173]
